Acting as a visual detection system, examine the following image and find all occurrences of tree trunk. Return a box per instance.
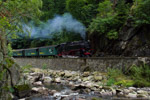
[0,30,21,100]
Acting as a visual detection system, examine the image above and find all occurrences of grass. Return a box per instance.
[106,68,134,87]
[128,64,150,87]
[106,64,150,87]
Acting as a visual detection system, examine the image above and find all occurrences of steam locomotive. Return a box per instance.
[13,41,92,58]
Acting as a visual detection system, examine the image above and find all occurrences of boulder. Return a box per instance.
[59,71,65,76]
[126,93,137,98]
[83,72,90,77]
[43,77,52,84]
[94,75,103,81]
[55,77,61,83]
[128,87,136,91]
[137,90,148,95]
[123,89,130,94]
[64,71,72,78]
[100,89,112,97]
[15,84,31,98]
[137,94,149,99]
[33,81,42,86]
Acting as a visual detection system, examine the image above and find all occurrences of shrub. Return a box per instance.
[128,64,150,87]
[107,68,134,87]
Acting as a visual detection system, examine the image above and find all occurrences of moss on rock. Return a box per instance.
[15,84,31,98]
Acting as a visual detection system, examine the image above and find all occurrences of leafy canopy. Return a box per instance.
[0,0,42,36]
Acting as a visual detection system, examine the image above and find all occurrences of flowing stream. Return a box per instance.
[26,83,105,100]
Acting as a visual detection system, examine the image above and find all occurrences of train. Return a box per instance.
[13,41,92,58]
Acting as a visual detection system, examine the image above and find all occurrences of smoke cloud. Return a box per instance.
[23,13,86,39]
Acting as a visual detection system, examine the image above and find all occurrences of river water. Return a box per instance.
[25,83,143,100]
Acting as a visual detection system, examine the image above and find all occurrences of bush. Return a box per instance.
[106,68,134,87]
[128,64,150,87]
[133,0,150,26]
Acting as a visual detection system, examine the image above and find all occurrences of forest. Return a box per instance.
[8,0,150,57]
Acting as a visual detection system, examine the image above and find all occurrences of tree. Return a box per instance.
[66,0,99,25]
[40,0,66,21]
[0,0,42,99]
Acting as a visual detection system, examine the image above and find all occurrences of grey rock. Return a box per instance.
[128,87,136,91]
[100,89,112,97]
[33,81,42,86]
[83,72,90,77]
[53,92,61,97]
[94,75,103,81]
[64,71,72,78]
[43,77,52,83]
[137,90,148,95]
[126,93,137,98]
[123,89,130,94]
[55,77,61,83]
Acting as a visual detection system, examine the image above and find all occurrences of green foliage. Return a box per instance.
[106,78,115,86]
[0,0,42,39]
[14,84,31,92]
[0,17,11,31]
[133,0,150,26]
[51,31,82,45]
[91,97,102,100]
[42,63,47,69]
[106,68,133,87]
[88,16,115,36]
[11,30,82,49]
[7,43,13,57]
[5,58,14,68]
[21,65,32,73]
[8,87,15,93]
[66,0,99,25]
[97,0,113,17]
[0,69,6,81]
[114,80,134,87]
[66,0,85,20]
[107,68,124,79]
[88,0,129,40]
[40,0,66,21]
[128,64,150,87]
[106,30,118,39]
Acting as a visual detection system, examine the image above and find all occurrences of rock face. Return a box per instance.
[0,35,21,100]
[90,18,150,57]
[0,57,21,100]
[118,24,150,57]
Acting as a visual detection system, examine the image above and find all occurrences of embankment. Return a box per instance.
[14,57,149,72]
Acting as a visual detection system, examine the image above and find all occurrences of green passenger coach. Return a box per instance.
[13,49,24,57]
[39,45,58,56]
[24,48,38,56]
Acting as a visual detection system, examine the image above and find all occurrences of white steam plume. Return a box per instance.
[23,13,86,39]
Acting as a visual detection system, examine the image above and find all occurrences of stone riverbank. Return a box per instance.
[16,68,150,100]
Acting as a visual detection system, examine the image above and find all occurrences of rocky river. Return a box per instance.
[17,68,150,100]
